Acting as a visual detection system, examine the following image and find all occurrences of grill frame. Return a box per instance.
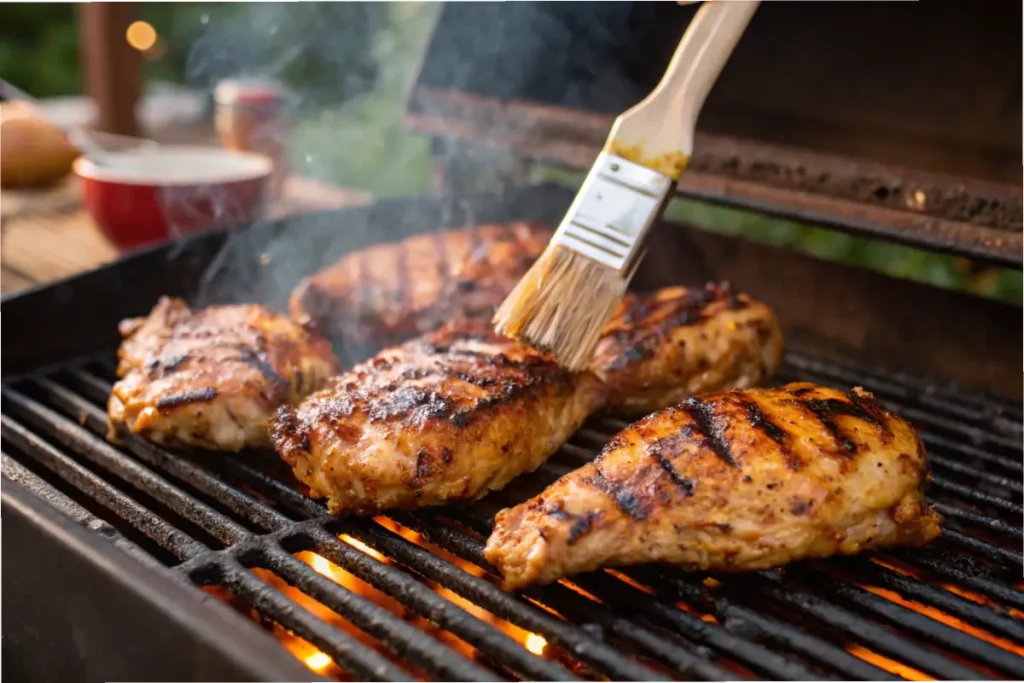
[2,186,1022,682]
[1,467,324,683]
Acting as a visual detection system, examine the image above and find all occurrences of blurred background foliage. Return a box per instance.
[0,2,1019,304]
[0,3,80,97]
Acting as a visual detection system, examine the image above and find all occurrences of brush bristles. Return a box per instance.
[494,245,627,372]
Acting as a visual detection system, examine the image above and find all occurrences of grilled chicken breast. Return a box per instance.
[108,297,339,451]
[591,283,784,415]
[270,319,606,515]
[485,382,941,589]
[289,222,552,349]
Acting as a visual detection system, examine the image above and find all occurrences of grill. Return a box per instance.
[1,187,1022,682]
[4,3,1022,679]
[3,345,1023,682]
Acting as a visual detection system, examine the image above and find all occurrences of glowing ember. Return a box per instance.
[605,569,655,595]
[860,584,1024,657]
[340,534,386,562]
[309,553,334,577]
[848,644,931,681]
[305,650,334,674]
[202,520,561,678]
[525,633,548,656]
[371,517,555,658]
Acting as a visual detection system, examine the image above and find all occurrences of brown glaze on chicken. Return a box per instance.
[591,283,784,416]
[108,297,339,452]
[289,222,552,348]
[270,319,606,515]
[485,382,941,589]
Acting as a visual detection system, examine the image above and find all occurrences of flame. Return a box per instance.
[340,534,386,562]
[371,516,550,653]
[605,569,655,595]
[206,518,556,678]
[304,649,333,674]
[525,633,548,656]
[848,644,932,681]
[859,584,1024,657]
[866,558,1024,655]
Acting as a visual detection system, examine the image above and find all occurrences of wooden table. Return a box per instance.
[0,175,372,296]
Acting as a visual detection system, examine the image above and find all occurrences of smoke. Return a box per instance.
[165,2,391,327]
[167,1,678,363]
[180,2,382,110]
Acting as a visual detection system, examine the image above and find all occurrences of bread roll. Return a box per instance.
[1,102,80,188]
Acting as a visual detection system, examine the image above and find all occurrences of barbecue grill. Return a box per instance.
[3,3,1022,682]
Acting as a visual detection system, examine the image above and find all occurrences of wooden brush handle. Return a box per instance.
[609,1,760,166]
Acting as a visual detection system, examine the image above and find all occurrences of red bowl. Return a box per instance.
[74,146,273,251]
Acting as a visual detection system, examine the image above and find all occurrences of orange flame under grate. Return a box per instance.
[208,517,551,679]
[837,557,1024,680]
[868,558,1024,656]
[847,645,932,681]
[207,514,1021,680]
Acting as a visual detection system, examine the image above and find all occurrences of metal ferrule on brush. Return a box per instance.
[552,152,676,277]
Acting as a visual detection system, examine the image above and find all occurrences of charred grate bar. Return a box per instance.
[2,351,1022,682]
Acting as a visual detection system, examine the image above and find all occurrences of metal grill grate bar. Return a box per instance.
[1,412,205,560]
[788,569,1024,679]
[343,520,667,681]
[1,453,161,568]
[298,526,578,682]
[938,529,1023,567]
[402,509,761,680]
[260,545,506,682]
[62,372,292,532]
[399,512,854,681]
[412,507,1004,682]
[888,548,1024,611]
[37,372,580,682]
[4,388,251,545]
[217,557,410,682]
[782,353,1023,425]
[847,560,1024,643]
[750,575,1000,680]
[4,351,1022,682]
[927,477,1022,516]
[929,502,1023,540]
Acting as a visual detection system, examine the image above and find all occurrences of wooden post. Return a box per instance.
[77,3,142,137]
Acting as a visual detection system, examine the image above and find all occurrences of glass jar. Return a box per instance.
[214,78,291,199]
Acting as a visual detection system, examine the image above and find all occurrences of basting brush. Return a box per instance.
[494,0,761,371]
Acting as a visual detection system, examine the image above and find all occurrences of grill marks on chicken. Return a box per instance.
[591,283,784,415]
[269,281,784,515]
[485,383,941,589]
[270,319,606,515]
[289,222,552,348]
[108,297,339,452]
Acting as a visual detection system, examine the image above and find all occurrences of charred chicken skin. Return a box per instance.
[270,282,783,515]
[289,222,552,348]
[108,297,339,452]
[591,283,784,415]
[270,319,606,515]
[485,382,941,590]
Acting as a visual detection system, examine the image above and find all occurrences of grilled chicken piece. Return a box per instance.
[270,319,606,516]
[108,297,339,452]
[289,222,552,349]
[485,382,941,589]
[591,283,784,416]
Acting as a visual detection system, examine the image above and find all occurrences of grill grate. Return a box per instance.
[2,351,1022,682]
